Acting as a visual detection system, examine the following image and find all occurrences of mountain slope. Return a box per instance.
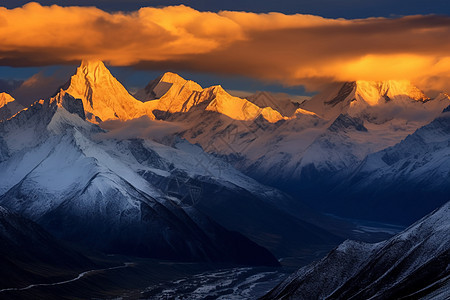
[246,91,301,117]
[263,200,450,299]
[60,62,349,258]
[326,105,450,224]
[0,205,94,289]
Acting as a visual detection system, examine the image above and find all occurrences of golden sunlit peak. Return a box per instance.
[64,59,152,123]
[76,60,115,85]
[80,59,105,67]
[159,72,187,84]
[0,92,16,107]
[79,60,108,72]
[354,80,428,105]
[209,85,226,94]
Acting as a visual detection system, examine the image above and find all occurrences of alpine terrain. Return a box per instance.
[0,61,352,268]
[1,59,449,299]
[133,70,450,224]
[263,200,450,299]
[1,1,449,298]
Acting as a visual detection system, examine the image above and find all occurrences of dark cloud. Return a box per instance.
[10,69,72,106]
[0,79,23,93]
[96,116,185,142]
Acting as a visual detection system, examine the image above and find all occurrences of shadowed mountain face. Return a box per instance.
[263,201,450,300]
[0,206,95,289]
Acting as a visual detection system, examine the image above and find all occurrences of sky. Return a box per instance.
[1,1,450,100]
[2,1,450,18]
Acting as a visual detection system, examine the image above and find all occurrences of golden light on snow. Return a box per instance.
[1,3,450,91]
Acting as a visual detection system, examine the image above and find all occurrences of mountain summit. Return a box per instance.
[354,80,428,104]
[246,91,301,117]
[0,92,15,107]
[65,60,151,123]
[301,80,442,120]
[134,72,202,103]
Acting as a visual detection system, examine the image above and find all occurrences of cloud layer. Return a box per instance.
[1,3,450,91]
[97,116,185,142]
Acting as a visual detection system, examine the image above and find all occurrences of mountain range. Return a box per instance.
[57,60,450,223]
[1,59,449,298]
[263,200,450,299]
[128,63,449,225]
[0,61,352,267]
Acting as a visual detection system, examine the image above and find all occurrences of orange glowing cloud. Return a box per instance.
[1,2,450,92]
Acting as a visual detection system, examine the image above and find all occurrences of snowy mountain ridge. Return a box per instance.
[245,91,302,117]
[323,105,450,224]
[165,80,448,191]
[354,80,429,104]
[264,200,450,299]
[301,80,445,121]
[65,60,287,124]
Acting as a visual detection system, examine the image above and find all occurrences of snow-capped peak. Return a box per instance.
[134,71,203,103]
[292,107,319,117]
[78,60,112,84]
[354,80,428,105]
[137,74,285,122]
[65,60,152,123]
[0,92,15,107]
[202,85,284,122]
[64,61,284,124]
[159,72,189,85]
[246,91,302,117]
[301,80,443,120]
